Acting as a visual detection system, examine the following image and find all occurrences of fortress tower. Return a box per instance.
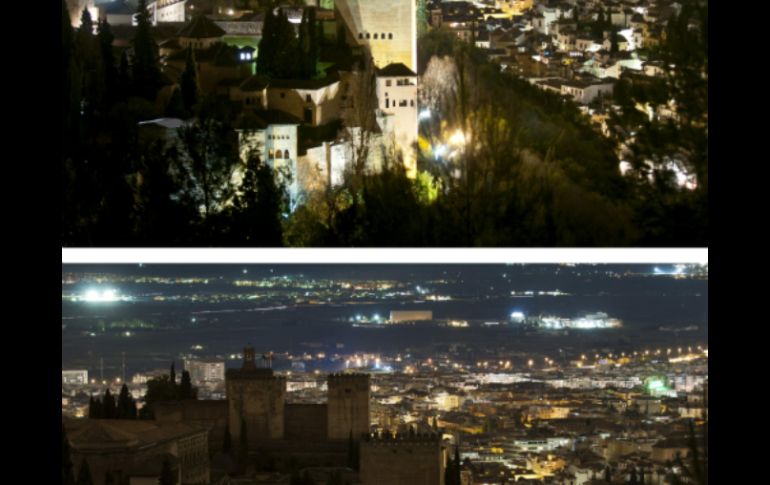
[226,347,286,442]
[360,432,446,485]
[327,373,370,440]
[334,0,418,73]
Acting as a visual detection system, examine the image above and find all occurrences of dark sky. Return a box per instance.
[61,263,702,281]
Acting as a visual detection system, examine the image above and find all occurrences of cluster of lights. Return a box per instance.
[75,288,125,303]
[538,312,621,330]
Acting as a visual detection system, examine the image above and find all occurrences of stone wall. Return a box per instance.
[285,403,329,441]
[360,434,445,485]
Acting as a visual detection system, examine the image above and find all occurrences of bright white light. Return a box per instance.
[419,109,432,120]
[449,130,466,146]
[434,144,448,159]
[82,288,120,303]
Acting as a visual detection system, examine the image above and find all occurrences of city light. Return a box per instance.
[79,288,122,303]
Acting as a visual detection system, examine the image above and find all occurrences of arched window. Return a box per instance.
[389,33,393,39]
[359,33,363,39]
[268,149,274,159]
[275,150,282,159]
[366,33,370,39]
[374,33,378,39]
[284,149,290,159]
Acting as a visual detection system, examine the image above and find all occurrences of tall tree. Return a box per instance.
[256,6,277,76]
[132,0,160,100]
[170,361,176,386]
[88,395,98,419]
[102,389,116,419]
[117,50,131,101]
[178,118,239,241]
[179,370,194,399]
[297,9,308,78]
[96,19,117,111]
[180,47,199,116]
[76,7,99,127]
[117,384,134,419]
[228,153,287,245]
[340,51,378,187]
[274,9,299,78]
[307,7,318,78]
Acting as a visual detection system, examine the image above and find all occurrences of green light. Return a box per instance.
[646,377,669,395]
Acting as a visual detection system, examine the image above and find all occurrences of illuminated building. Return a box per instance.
[62,369,89,385]
[389,310,433,323]
[183,358,225,384]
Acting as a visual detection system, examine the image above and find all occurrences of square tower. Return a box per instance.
[327,373,371,440]
[335,0,418,73]
[226,347,286,442]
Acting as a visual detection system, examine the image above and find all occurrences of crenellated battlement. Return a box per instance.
[362,431,441,444]
[328,372,370,380]
[226,368,285,380]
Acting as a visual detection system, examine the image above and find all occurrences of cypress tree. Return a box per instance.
[117,50,131,101]
[170,361,176,386]
[256,6,276,76]
[76,459,94,485]
[103,389,115,419]
[117,384,132,419]
[132,0,160,100]
[96,18,117,110]
[180,47,199,116]
[444,454,455,485]
[297,9,308,78]
[62,0,74,150]
[179,370,193,400]
[166,87,184,117]
[307,7,318,78]
[88,395,96,419]
[453,446,461,485]
[76,7,97,124]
